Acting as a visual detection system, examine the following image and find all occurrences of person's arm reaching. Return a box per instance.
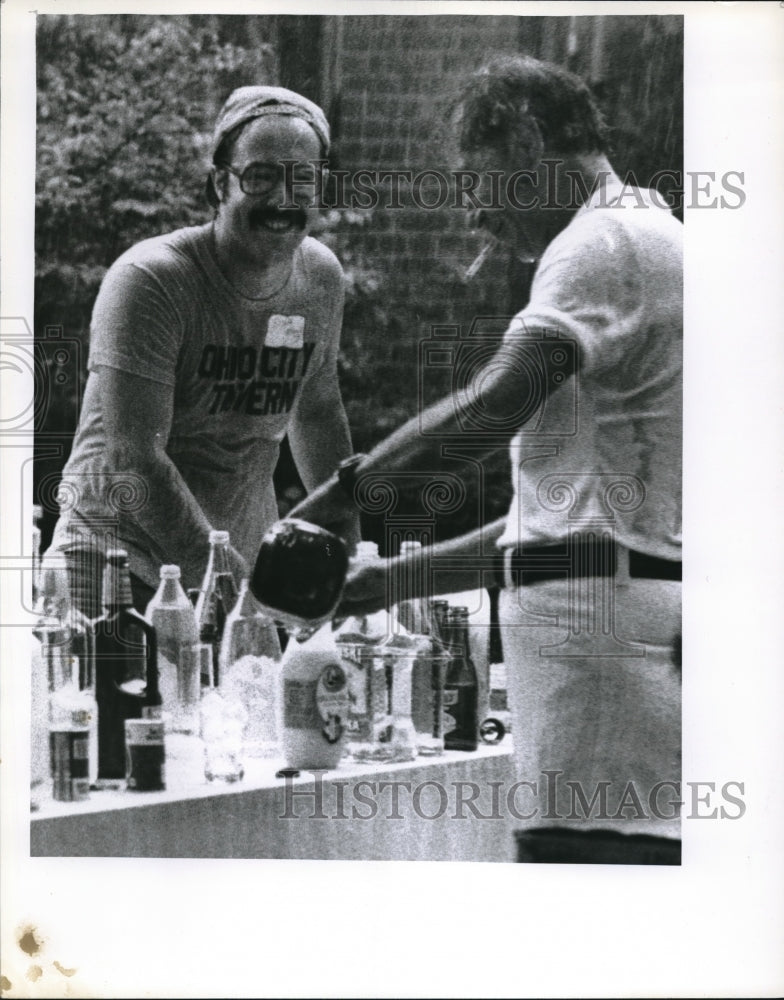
[288,323,579,529]
[337,516,508,619]
[98,365,248,586]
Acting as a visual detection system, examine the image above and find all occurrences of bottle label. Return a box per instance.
[283,679,320,729]
[346,661,367,716]
[316,664,348,744]
[344,653,388,743]
[442,707,457,737]
[284,664,348,745]
[50,730,90,801]
[442,685,478,750]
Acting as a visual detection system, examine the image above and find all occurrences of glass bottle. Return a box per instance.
[442,606,479,752]
[63,550,100,786]
[48,653,91,802]
[408,621,447,758]
[356,610,418,764]
[395,539,427,634]
[33,551,98,788]
[145,564,201,734]
[250,518,349,636]
[93,549,160,783]
[383,638,419,763]
[195,530,239,688]
[384,540,445,758]
[219,578,282,759]
[335,541,393,762]
[31,617,66,809]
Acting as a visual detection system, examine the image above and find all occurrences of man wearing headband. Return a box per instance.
[290,56,682,865]
[49,86,359,610]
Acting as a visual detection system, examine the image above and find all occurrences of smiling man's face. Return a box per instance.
[215,115,323,264]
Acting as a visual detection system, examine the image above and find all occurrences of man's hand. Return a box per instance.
[336,554,388,619]
[334,517,508,620]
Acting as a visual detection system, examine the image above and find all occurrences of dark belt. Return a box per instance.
[495,537,682,589]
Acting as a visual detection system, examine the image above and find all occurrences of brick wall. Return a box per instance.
[331,15,526,325]
[315,13,682,353]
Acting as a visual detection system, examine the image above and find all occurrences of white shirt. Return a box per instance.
[497,185,682,560]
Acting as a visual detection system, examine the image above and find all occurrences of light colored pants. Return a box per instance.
[499,572,681,839]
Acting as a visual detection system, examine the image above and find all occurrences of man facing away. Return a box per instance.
[291,56,683,865]
[49,86,359,612]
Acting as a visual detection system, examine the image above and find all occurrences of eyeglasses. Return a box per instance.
[220,160,324,199]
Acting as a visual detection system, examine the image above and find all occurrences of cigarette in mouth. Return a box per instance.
[463,238,498,282]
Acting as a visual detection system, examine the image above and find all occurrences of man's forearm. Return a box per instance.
[288,335,565,530]
[337,516,507,618]
[118,450,243,588]
[289,392,486,528]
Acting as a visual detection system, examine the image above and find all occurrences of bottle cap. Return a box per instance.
[160,564,181,579]
[209,529,230,545]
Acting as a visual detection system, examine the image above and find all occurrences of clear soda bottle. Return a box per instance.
[335,541,393,762]
[219,578,282,759]
[145,564,201,734]
[195,530,239,688]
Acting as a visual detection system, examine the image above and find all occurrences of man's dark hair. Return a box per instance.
[456,55,609,156]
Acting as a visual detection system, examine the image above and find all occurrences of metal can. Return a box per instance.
[49,727,90,802]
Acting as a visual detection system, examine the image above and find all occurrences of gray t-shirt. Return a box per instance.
[51,224,345,588]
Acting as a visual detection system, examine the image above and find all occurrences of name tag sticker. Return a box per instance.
[266,315,305,348]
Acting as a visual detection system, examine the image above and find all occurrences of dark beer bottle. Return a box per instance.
[94,549,160,782]
[442,606,479,752]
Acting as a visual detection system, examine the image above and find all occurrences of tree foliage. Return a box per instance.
[36,15,275,333]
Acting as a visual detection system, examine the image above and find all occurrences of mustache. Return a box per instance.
[248,203,308,230]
